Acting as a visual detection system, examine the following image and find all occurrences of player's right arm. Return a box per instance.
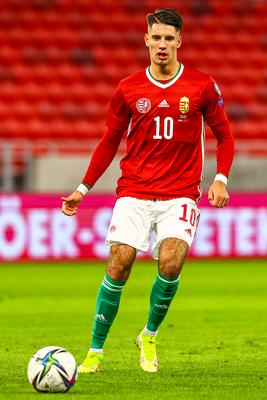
[62,190,84,216]
[61,126,124,216]
[61,84,130,216]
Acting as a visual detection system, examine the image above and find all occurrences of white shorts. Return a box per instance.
[106,197,200,260]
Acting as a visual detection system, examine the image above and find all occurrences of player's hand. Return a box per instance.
[61,191,84,216]
[208,181,229,208]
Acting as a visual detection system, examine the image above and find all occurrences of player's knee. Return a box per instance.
[107,244,136,281]
[158,238,189,278]
[159,260,182,278]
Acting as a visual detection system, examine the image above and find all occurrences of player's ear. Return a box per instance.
[144,33,149,47]
[177,33,182,49]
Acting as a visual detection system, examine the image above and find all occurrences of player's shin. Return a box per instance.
[90,274,125,350]
[145,273,180,333]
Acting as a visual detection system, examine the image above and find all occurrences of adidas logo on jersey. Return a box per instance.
[158,99,169,108]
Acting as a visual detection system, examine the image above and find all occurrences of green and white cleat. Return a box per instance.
[136,332,158,373]
[78,351,103,373]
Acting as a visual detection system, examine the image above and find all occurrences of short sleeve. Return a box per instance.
[202,78,228,128]
[106,84,131,131]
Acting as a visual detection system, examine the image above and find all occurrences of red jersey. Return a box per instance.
[83,64,234,201]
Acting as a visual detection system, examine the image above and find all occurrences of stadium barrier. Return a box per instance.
[0,193,266,261]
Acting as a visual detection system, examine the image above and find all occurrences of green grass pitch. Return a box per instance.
[0,259,266,399]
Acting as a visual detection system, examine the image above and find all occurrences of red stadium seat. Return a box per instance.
[229,84,254,104]
[197,17,221,34]
[68,83,94,104]
[97,30,125,46]
[247,103,266,121]
[0,46,20,66]
[0,0,266,150]
[49,119,73,138]
[31,65,57,83]
[27,119,51,139]
[224,50,249,68]
[187,31,216,51]
[79,30,95,48]
[92,83,114,102]
[256,85,267,102]
[56,65,81,84]
[37,101,59,120]
[1,120,27,138]
[102,64,125,84]
[20,11,42,29]
[54,29,79,49]
[1,83,21,102]
[242,16,266,34]
[0,12,17,29]
[0,2,9,12]
[93,46,111,66]
[87,12,110,30]
[54,0,74,13]
[46,83,70,103]
[6,28,30,48]
[237,69,263,86]
[13,101,35,121]
[122,30,144,46]
[84,101,107,121]
[80,65,103,84]
[0,65,15,83]
[23,83,47,103]
[111,13,132,32]
[214,67,239,86]
[200,49,227,69]
[7,0,30,12]
[66,13,90,30]
[60,102,88,121]
[41,11,66,30]
[23,47,47,64]
[235,120,267,139]
[72,120,102,138]
[44,47,67,65]
[29,29,57,48]
[0,102,11,120]
[113,47,138,67]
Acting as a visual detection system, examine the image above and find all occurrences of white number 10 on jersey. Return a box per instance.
[153,116,174,140]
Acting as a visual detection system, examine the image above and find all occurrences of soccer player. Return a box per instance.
[62,8,234,373]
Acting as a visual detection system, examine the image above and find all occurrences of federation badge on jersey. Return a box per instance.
[179,96,190,114]
[136,98,151,113]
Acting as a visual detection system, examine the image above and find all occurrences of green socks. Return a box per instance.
[90,274,125,350]
[90,272,179,349]
[146,272,180,332]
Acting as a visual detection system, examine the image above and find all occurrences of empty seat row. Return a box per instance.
[0,119,105,139]
[2,117,267,141]
[0,101,108,121]
[0,0,266,147]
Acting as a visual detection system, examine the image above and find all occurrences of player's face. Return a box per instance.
[144,23,182,67]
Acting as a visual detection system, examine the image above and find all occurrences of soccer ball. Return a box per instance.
[27,346,78,393]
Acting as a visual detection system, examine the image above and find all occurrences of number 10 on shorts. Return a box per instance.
[179,204,198,227]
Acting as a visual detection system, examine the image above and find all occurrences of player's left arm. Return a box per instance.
[203,79,235,208]
[208,174,229,208]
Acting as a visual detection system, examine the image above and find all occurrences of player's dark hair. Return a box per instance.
[147,8,183,31]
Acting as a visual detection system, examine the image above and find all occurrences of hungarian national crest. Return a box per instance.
[179,96,189,114]
[136,98,151,113]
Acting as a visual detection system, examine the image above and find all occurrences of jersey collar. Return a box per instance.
[146,63,184,89]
